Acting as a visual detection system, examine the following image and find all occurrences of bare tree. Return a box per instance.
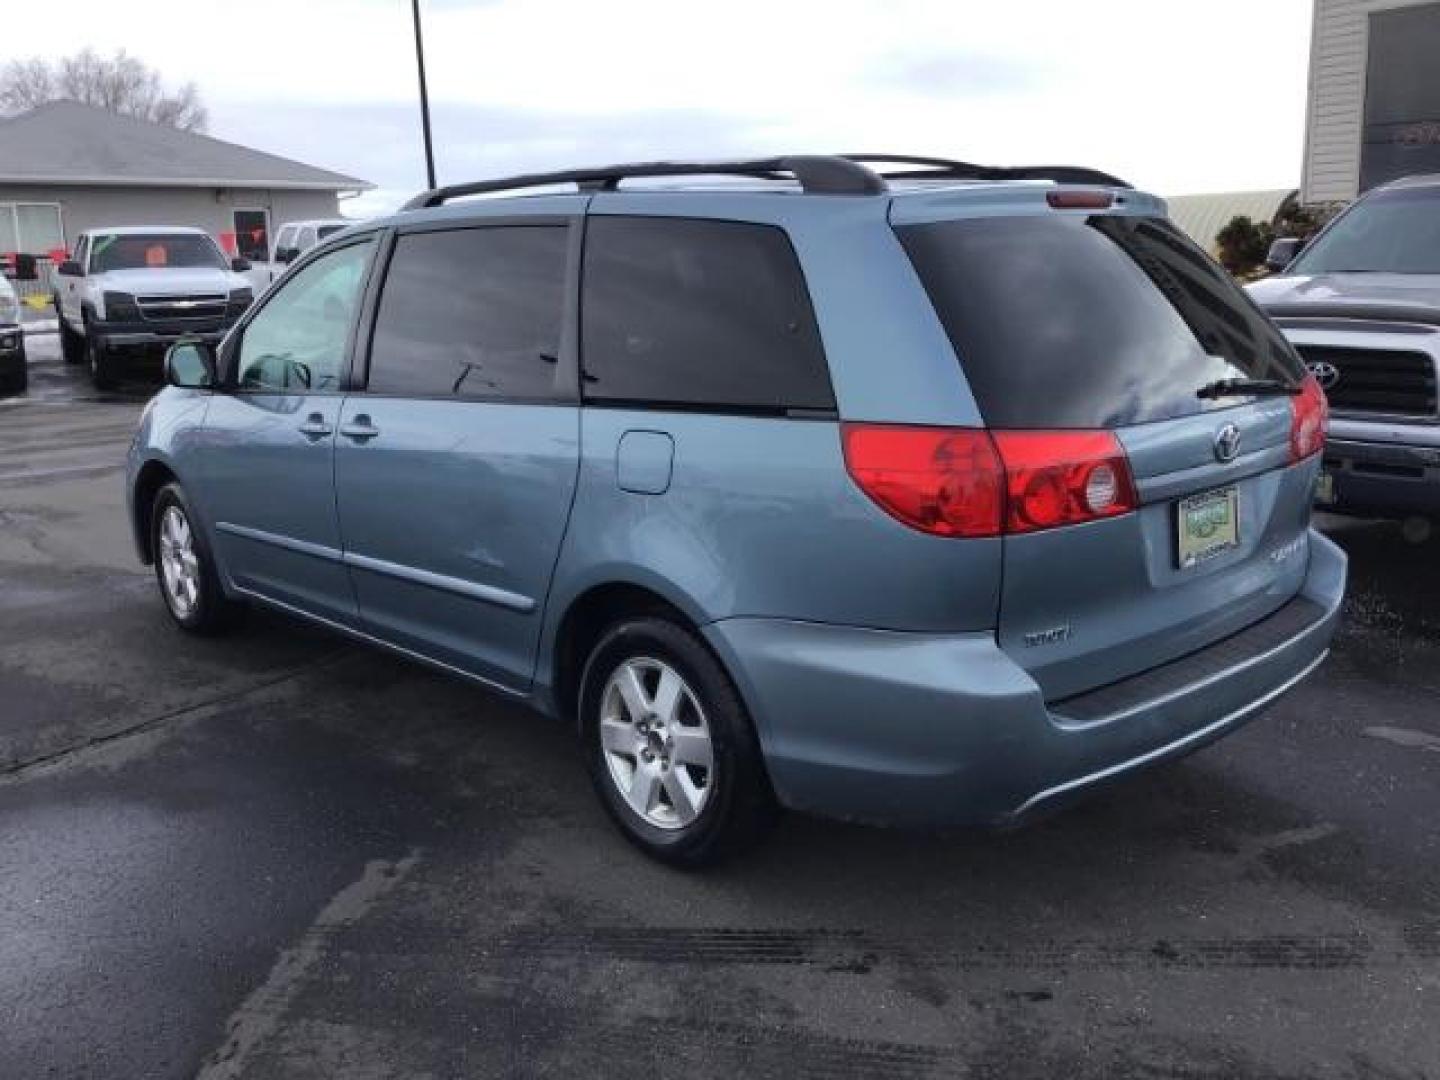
[0,49,208,132]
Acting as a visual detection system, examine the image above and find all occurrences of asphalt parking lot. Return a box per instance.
[2,334,1438,1080]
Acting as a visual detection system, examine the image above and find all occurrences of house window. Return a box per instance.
[0,203,64,255]
[232,208,270,263]
[1362,2,1440,191]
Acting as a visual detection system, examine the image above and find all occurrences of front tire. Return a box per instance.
[58,308,84,364]
[150,482,242,635]
[86,327,117,390]
[580,616,778,867]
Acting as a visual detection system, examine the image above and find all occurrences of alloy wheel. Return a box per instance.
[599,657,714,830]
[157,505,201,619]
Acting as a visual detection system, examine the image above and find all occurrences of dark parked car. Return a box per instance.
[1250,174,1440,519]
[0,274,25,395]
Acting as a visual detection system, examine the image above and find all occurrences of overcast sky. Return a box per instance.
[7,0,1313,217]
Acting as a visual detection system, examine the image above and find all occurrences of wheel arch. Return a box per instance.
[131,459,179,564]
[546,579,705,731]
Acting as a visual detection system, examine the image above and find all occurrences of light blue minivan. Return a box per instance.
[127,155,1346,865]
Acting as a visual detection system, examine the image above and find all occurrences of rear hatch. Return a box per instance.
[896,202,1321,699]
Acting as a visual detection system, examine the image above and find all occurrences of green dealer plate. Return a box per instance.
[1177,486,1240,569]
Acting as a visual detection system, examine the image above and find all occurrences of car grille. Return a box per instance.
[1295,345,1438,417]
[136,294,228,322]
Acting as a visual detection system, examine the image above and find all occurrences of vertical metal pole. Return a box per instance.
[411,0,437,190]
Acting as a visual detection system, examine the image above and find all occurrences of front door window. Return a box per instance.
[234,238,374,393]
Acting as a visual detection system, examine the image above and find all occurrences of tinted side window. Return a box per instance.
[581,217,833,412]
[366,226,567,400]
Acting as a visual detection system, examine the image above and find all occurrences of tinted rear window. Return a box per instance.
[898,214,1302,429]
[581,217,834,413]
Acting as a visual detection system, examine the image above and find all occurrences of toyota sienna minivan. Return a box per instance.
[126,154,1346,865]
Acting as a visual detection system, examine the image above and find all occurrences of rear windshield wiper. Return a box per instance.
[1196,378,1301,400]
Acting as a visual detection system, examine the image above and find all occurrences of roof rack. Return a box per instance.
[399,153,1132,210]
[401,155,886,209]
[841,154,1132,190]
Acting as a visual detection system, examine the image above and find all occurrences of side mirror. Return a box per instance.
[165,341,217,389]
[57,260,83,277]
[275,247,297,265]
[231,256,252,272]
[1265,237,1305,273]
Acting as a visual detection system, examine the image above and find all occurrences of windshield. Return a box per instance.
[898,214,1303,429]
[317,224,348,240]
[1289,186,1440,275]
[88,233,227,274]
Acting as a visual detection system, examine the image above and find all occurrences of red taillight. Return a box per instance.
[841,425,1137,538]
[1289,375,1328,463]
[991,430,1138,533]
[1046,189,1115,210]
[841,426,1005,537]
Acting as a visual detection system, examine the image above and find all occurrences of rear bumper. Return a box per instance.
[1321,435,1440,516]
[704,528,1346,828]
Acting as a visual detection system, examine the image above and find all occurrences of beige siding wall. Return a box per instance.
[0,184,342,253]
[1303,0,1433,204]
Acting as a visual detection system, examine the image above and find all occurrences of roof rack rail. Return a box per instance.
[841,154,1132,190]
[401,155,887,209]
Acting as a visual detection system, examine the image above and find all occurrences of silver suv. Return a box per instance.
[1249,174,1440,518]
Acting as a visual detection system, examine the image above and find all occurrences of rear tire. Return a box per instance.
[59,309,84,364]
[149,482,243,635]
[580,615,778,867]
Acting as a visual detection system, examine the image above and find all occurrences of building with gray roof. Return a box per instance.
[0,100,370,268]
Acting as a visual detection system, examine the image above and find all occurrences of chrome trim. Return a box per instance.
[229,584,526,699]
[1015,650,1328,817]
[215,523,536,613]
[342,550,535,613]
[215,521,343,563]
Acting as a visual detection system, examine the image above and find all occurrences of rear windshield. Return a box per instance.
[1288,186,1440,275]
[897,214,1303,429]
[89,233,227,274]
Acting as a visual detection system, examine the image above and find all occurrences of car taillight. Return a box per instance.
[841,425,1137,538]
[841,426,1005,537]
[1289,375,1328,463]
[991,430,1138,533]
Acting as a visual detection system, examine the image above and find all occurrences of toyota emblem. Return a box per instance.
[1213,423,1242,463]
[1307,360,1341,390]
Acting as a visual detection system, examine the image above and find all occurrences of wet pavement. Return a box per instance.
[2,336,1437,1079]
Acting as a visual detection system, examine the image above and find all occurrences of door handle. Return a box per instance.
[339,415,380,442]
[297,413,333,440]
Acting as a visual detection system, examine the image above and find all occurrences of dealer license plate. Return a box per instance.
[1177,486,1240,568]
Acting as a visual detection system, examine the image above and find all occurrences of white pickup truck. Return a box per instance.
[53,226,254,388]
[247,218,354,292]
